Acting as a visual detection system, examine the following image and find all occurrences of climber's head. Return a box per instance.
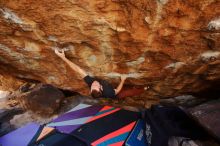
[90,81,102,98]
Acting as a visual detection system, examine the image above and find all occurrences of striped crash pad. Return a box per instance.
[0,104,140,146]
[47,103,103,134]
[125,119,148,146]
[72,106,140,146]
[29,131,87,146]
[0,123,41,146]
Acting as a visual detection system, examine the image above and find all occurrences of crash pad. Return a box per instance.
[125,119,148,146]
[72,106,140,146]
[0,123,40,146]
[47,103,103,134]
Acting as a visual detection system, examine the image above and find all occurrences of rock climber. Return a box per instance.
[55,49,127,99]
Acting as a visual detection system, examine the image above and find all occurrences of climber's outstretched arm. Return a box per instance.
[55,49,87,78]
[114,75,127,95]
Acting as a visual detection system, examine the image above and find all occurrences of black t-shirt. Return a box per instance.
[83,75,116,98]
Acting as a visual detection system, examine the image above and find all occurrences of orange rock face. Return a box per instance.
[0,0,219,98]
[0,73,24,91]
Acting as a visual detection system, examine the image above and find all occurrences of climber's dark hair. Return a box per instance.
[91,89,102,98]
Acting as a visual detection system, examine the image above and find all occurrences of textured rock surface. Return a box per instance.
[0,73,24,91]
[188,99,220,140]
[0,0,220,99]
[17,83,65,115]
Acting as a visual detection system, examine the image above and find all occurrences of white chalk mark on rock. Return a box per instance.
[201,51,220,61]
[126,57,145,66]
[47,76,57,83]
[106,72,144,78]
[48,36,58,42]
[95,17,126,32]
[208,17,220,30]
[165,62,185,69]
[0,44,25,60]
[158,0,169,5]
[51,45,75,52]
[0,7,38,32]
[88,55,97,63]
[0,8,23,24]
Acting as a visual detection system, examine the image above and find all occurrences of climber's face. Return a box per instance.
[91,81,102,92]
